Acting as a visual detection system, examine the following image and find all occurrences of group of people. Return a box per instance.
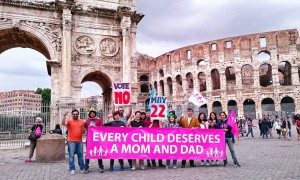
[238,115,300,140]
[61,106,241,175]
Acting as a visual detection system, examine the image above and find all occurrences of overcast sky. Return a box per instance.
[0,0,300,98]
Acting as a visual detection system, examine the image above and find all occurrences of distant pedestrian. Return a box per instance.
[287,117,291,139]
[296,116,300,141]
[274,119,282,139]
[24,117,43,163]
[261,118,269,139]
[49,124,62,135]
[62,110,85,175]
[246,119,254,138]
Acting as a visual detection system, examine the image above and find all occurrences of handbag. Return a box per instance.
[28,133,37,141]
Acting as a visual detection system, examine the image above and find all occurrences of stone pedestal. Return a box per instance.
[36,134,65,163]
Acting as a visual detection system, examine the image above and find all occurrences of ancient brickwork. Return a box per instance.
[137,29,300,118]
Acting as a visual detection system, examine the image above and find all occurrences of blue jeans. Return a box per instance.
[262,130,268,139]
[166,160,177,166]
[68,141,85,171]
[225,138,238,164]
[246,128,253,137]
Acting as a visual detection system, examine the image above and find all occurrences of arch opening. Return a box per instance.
[243,99,256,119]
[167,77,173,96]
[280,96,295,117]
[259,64,272,87]
[211,69,220,90]
[261,98,275,116]
[140,74,149,81]
[228,100,238,116]
[212,101,222,115]
[278,61,291,86]
[198,72,206,92]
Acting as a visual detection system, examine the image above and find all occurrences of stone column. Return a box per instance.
[206,71,212,92]
[291,64,300,86]
[182,77,187,95]
[164,80,169,97]
[61,8,72,99]
[220,72,226,90]
[256,99,262,119]
[194,72,200,92]
[121,16,132,83]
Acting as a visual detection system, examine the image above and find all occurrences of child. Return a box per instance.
[164,113,180,169]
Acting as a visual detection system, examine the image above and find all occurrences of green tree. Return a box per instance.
[36,88,51,104]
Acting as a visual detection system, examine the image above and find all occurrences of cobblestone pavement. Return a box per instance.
[1,126,299,180]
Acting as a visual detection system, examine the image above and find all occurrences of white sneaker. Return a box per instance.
[131,166,136,171]
[206,162,210,166]
[165,166,169,170]
[216,161,220,165]
[173,166,177,169]
[141,166,146,170]
[200,162,204,166]
[70,170,75,175]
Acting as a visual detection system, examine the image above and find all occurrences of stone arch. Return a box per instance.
[159,69,164,78]
[225,67,236,92]
[0,24,57,61]
[186,72,194,92]
[167,77,173,96]
[212,101,222,115]
[257,50,271,62]
[211,69,220,90]
[261,98,275,116]
[159,80,165,96]
[241,64,254,85]
[154,81,158,94]
[175,75,183,93]
[278,61,292,86]
[199,104,208,117]
[140,84,149,94]
[243,99,256,119]
[140,74,149,81]
[259,63,272,87]
[228,100,238,115]
[198,72,206,92]
[280,96,295,117]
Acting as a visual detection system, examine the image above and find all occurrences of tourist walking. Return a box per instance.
[24,117,43,163]
[246,119,254,138]
[217,112,241,167]
[296,115,300,141]
[261,118,269,139]
[83,109,105,174]
[62,110,85,175]
[281,117,287,139]
[274,119,282,139]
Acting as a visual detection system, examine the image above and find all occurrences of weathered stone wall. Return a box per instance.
[137,29,300,119]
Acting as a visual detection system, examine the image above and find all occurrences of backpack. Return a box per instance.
[35,126,42,137]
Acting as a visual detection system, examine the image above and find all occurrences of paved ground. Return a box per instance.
[1,125,300,180]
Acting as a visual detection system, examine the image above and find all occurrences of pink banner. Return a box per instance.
[227,109,239,137]
[86,127,226,160]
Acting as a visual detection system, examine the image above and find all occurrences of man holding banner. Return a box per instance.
[178,108,200,168]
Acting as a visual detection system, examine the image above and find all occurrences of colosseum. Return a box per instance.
[137,29,300,119]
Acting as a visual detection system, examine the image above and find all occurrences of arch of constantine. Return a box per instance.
[137,29,300,119]
[0,0,143,127]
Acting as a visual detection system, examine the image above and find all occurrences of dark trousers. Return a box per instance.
[85,159,103,170]
[182,160,194,166]
[128,159,132,167]
[147,159,164,166]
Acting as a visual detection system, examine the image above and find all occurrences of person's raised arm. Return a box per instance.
[126,105,132,119]
[62,111,69,126]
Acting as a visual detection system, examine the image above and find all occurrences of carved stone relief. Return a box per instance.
[99,38,119,56]
[71,55,120,65]
[74,35,95,54]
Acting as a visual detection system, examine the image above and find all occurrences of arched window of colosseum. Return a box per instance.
[241,65,254,85]
[278,61,292,86]
[167,77,173,96]
[159,69,164,78]
[159,80,165,96]
[225,41,232,49]
[140,74,149,82]
[154,81,158,94]
[259,64,272,87]
[186,73,194,92]
[257,51,271,62]
[197,59,205,66]
[211,43,217,51]
[199,104,208,117]
[228,100,238,115]
[176,75,183,92]
[280,96,295,116]
[198,72,206,92]
[140,84,149,94]
[243,99,256,119]
[225,67,236,87]
[145,98,150,108]
[261,98,275,115]
[186,50,191,60]
[211,69,220,90]
[212,101,222,115]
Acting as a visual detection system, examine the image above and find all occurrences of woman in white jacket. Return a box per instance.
[274,119,282,139]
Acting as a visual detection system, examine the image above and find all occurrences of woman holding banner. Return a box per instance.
[217,112,241,167]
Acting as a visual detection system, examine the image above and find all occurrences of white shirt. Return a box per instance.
[188,117,192,126]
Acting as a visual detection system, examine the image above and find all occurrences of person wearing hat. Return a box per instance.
[177,107,200,168]
[104,111,126,171]
[24,117,43,163]
[83,109,105,174]
[164,113,180,169]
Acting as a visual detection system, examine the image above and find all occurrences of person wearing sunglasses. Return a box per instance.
[62,110,85,175]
